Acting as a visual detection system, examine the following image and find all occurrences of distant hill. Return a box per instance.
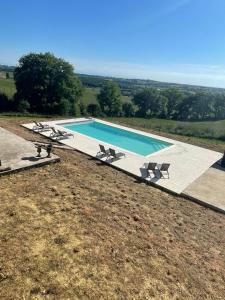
[0,65,15,72]
[1,64,225,96]
[78,73,225,96]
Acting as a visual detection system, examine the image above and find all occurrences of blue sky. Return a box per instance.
[1,0,225,87]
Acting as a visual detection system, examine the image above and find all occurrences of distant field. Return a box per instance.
[80,87,132,105]
[80,87,100,105]
[0,78,16,97]
[0,72,5,79]
[106,117,225,143]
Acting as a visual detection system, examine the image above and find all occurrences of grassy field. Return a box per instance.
[80,87,132,105]
[106,117,225,145]
[80,87,100,105]
[0,79,16,98]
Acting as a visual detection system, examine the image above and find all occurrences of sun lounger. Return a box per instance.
[33,121,50,131]
[57,130,74,138]
[50,127,61,137]
[146,162,158,178]
[97,144,110,156]
[158,163,170,178]
[108,148,125,160]
[50,127,74,138]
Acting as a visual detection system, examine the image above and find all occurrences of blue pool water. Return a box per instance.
[63,121,172,156]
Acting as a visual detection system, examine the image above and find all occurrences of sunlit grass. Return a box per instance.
[0,79,16,97]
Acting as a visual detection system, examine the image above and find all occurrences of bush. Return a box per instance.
[80,102,87,116]
[87,103,102,117]
[72,102,81,117]
[122,102,135,117]
[56,99,71,115]
[17,99,30,113]
[0,93,11,112]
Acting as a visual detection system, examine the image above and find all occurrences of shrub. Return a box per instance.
[56,99,71,115]
[72,102,81,117]
[80,102,87,116]
[122,102,135,117]
[17,99,30,113]
[0,93,11,112]
[87,103,102,117]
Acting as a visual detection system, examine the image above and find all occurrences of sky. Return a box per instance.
[1,0,225,88]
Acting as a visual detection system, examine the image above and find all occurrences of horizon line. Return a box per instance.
[1,62,225,90]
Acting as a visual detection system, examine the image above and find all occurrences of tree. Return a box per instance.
[162,88,184,119]
[0,93,11,112]
[192,93,214,120]
[80,102,87,116]
[87,103,102,116]
[56,99,71,115]
[17,99,30,113]
[5,72,10,79]
[72,102,81,117]
[178,93,213,121]
[213,94,225,120]
[122,102,135,117]
[133,88,167,118]
[14,52,83,114]
[97,81,122,116]
[176,95,193,120]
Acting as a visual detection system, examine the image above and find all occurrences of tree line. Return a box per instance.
[0,52,225,121]
[92,83,225,121]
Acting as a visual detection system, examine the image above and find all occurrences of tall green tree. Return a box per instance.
[97,81,122,116]
[162,88,184,119]
[133,88,168,118]
[14,52,83,114]
[213,94,225,120]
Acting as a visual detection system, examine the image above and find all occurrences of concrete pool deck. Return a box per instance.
[22,118,223,197]
[183,163,225,213]
[0,127,60,175]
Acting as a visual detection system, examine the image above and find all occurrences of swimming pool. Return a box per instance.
[63,120,172,156]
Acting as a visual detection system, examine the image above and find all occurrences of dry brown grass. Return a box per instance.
[0,118,225,299]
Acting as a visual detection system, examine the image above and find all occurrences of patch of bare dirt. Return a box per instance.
[0,118,225,299]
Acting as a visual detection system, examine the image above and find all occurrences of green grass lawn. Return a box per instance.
[0,79,16,97]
